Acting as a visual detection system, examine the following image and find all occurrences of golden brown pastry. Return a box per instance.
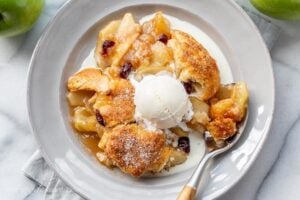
[168,30,220,100]
[207,118,237,140]
[93,78,135,127]
[99,124,172,177]
[208,82,249,140]
[67,68,110,93]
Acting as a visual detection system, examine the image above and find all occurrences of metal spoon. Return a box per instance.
[177,113,248,200]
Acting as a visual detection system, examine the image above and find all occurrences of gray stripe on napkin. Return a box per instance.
[45,174,83,200]
[22,150,84,200]
[23,151,54,187]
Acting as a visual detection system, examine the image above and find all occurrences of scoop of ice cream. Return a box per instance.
[134,74,191,129]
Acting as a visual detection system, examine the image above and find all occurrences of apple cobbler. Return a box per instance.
[67,12,249,177]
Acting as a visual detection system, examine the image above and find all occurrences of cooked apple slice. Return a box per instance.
[67,91,95,107]
[208,82,248,140]
[95,13,141,69]
[96,152,114,168]
[166,148,187,168]
[135,65,173,80]
[142,12,171,39]
[121,13,172,70]
[210,82,249,122]
[123,35,173,70]
[170,127,189,137]
[214,84,235,100]
[231,82,249,121]
[189,97,210,126]
[73,107,97,132]
[94,20,121,67]
[112,13,142,67]
[122,34,153,69]
[151,41,173,66]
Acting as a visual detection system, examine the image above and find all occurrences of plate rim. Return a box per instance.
[27,0,275,199]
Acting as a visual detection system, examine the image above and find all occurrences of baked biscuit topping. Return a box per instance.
[93,78,135,127]
[208,82,248,140]
[101,124,171,177]
[67,68,110,93]
[168,30,220,100]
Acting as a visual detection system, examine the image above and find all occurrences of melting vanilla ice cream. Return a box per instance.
[134,74,193,129]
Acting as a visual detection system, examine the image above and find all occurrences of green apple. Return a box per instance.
[0,0,45,37]
[251,0,300,20]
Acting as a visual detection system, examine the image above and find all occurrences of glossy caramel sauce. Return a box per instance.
[68,101,101,158]
[79,133,101,156]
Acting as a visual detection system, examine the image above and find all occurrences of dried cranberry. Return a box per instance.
[204,131,217,150]
[178,137,190,153]
[183,81,194,94]
[102,40,115,56]
[95,109,105,126]
[226,135,237,143]
[158,34,168,44]
[120,62,133,79]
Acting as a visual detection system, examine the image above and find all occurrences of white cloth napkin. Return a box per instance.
[22,7,281,200]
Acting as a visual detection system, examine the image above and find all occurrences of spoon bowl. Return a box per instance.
[177,111,249,200]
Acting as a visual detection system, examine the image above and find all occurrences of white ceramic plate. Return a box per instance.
[27,0,274,199]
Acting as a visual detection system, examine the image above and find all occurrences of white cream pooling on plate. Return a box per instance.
[80,48,97,69]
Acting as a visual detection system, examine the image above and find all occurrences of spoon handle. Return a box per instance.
[177,153,212,200]
[177,186,196,200]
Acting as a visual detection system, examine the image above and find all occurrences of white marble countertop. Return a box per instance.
[0,0,299,199]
